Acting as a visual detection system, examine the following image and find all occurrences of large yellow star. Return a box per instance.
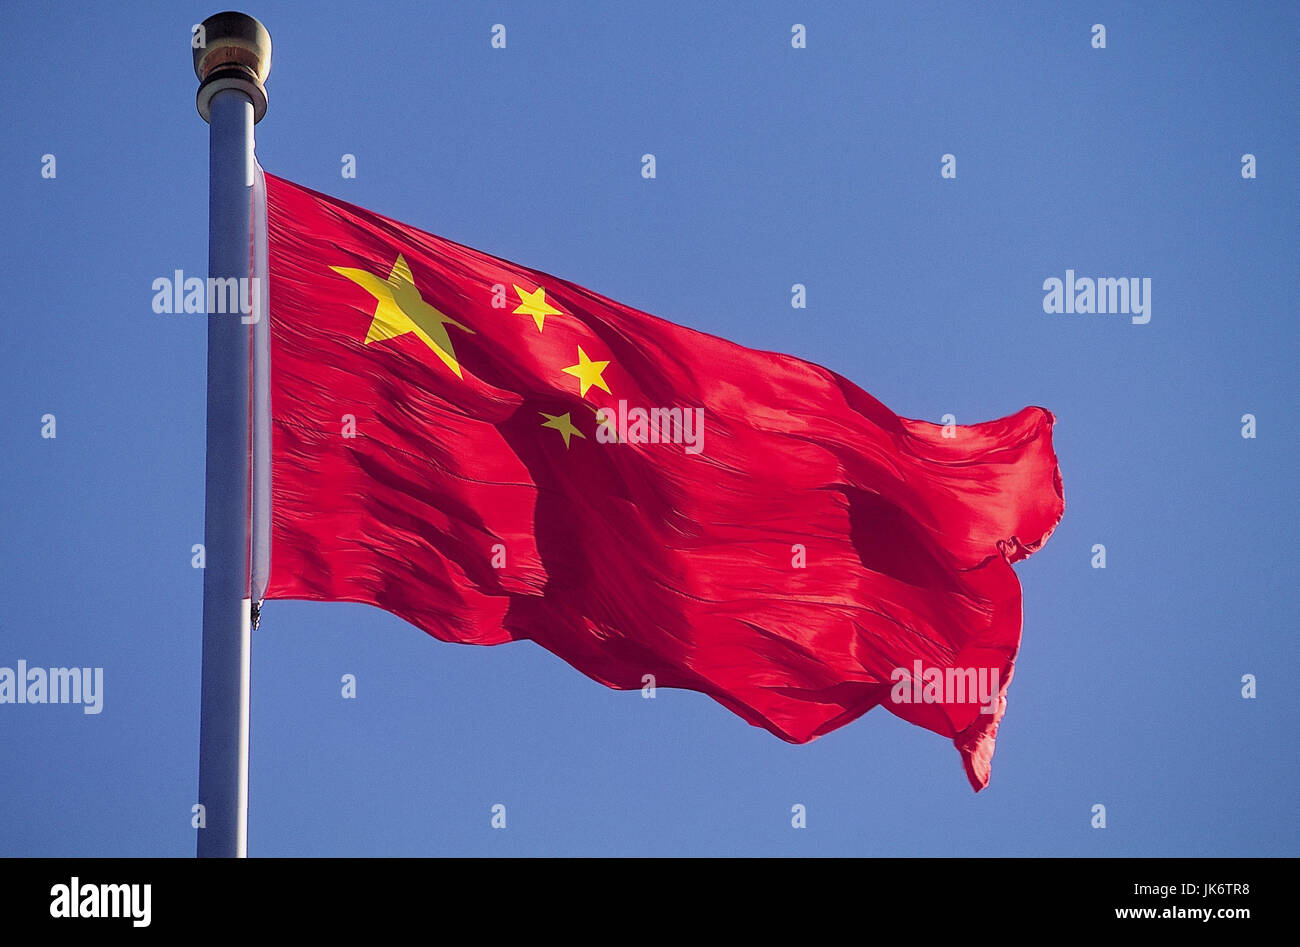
[561,346,611,398]
[331,254,474,378]
[513,284,562,332]
[539,411,585,448]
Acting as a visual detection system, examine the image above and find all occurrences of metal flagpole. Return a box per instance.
[192,11,271,859]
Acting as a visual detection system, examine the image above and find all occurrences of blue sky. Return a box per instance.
[1,0,1296,856]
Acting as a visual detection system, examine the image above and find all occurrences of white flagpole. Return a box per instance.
[193,11,271,859]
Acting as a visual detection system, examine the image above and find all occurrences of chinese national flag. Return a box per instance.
[262,172,1064,790]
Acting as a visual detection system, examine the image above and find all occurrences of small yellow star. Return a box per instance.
[561,345,611,398]
[331,254,474,378]
[513,284,562,332]
[539,411,585,448]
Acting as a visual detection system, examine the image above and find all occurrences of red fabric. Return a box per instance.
[263,172,1064,790]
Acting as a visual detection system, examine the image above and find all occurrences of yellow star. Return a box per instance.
[513,284,562,332]
[561,345,611,398]
[539,411,585,448]
[331,254,474,378]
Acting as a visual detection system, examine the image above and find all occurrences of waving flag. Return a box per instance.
[262,172,1064,790]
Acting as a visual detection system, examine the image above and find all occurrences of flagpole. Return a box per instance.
[193,11,271,859]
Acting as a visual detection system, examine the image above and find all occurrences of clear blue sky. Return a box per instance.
[1,0,1296,856]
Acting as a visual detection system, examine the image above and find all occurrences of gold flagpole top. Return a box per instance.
[194,11,271,123]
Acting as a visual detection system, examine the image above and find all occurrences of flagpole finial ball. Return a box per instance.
[194,11,271,124]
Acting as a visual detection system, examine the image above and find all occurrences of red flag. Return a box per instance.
[262,172,1064,790]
